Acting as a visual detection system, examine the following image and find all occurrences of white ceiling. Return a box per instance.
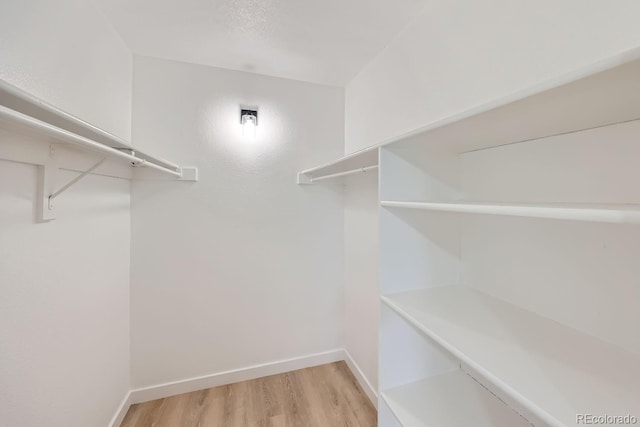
[94,0,426,86]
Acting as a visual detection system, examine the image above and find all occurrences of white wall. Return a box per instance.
[130,56,345,388]
[0,0,132,140]
[343,172,379,395]
[345,0,640,153]
[0,159,131,427]
[0,1,133,426]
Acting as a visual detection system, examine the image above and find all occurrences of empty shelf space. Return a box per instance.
[381,370,530,427]
[381,286,640,427]
[381,200,640,224]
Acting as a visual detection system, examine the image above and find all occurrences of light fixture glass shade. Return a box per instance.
[240,109,258,138]
[242,114,257,137]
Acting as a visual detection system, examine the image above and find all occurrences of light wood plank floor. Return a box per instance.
[121,361,377,427]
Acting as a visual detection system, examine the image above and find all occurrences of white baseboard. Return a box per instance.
[343,349,378,408]
[129,348,345,404]
[108,391,132,427]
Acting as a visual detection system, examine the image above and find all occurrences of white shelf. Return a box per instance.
[300,49,640,185]
[0,78,192,177]
[381,370,530,427]
[0,78,198,221]
[381,201,640,224]
[300,47,640,184]
[297,145,378,184]
[378,50,640,155]
[381,286,640,427]
[380,48,640,154]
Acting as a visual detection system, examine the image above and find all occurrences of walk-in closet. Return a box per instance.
[2,1,640,426]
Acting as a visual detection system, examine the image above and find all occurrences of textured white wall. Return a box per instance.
[130,56,345,387]
[0,1,133,426]
[0,161,131,427]
[0,0,132,140]
[345,0,640,153]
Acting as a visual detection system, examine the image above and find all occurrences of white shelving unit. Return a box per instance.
[376,50,640,427]
[382,286,640,427]
[0,79,197,221]
[380,201,640,224]
[297,48,640,427]
[381,370,531,427]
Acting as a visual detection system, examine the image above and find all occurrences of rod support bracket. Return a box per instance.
[37,157,106,222]
[297,172,313,185]
[178,166,199,181]
[37,163,57,222]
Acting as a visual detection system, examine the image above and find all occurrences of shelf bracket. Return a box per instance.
[37,151,106,222]
[297,172,313,185]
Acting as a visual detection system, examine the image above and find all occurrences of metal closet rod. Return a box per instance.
[311,165,378,182]
[0,105,182,178]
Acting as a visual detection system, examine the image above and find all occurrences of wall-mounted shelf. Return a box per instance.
[0,79,185,171]
[381,201,640,224]
[381,370,530,427]
[373,49,640,155]
[381,286,640,427]
[0,79,198,221]
[297,146,378,184]
[298,47,640,185]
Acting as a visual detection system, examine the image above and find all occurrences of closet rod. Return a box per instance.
[311,165,378,182]
[0,105,182,178]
